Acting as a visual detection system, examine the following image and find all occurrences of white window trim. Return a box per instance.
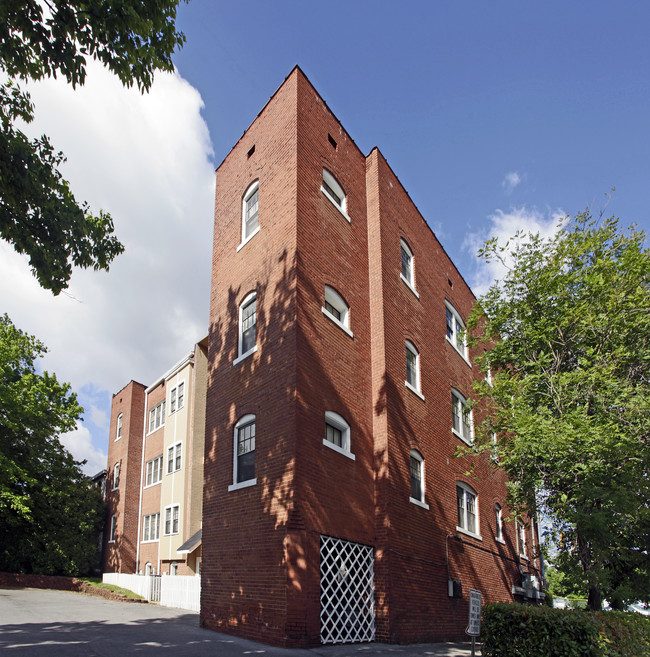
[445,301,470,363]
[163,504,180,536]
[112,462,120,490]
[400,239,420,299]
[145,455,163,488]
[409,449,429,509]
[109,515,116,543]
[321,169,351,222]
[322,286,353,338]
[495,503,505,544]
[451,388,473,444]
[517,520,529,560]
[323,411,355,460]
[167,441,182,474]
[405,340,424,400]
[115,413,123,441]
[238,180,260,250]
[169,380,185,414]
[456,481,482,540]
[142,512,160,543]
[228,414,257,491]
[147,400,166,435]
[234,291,258,366]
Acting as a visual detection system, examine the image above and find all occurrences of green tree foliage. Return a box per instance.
[0,314,104,575]
[468,213,650,610]
[0,0,187,294]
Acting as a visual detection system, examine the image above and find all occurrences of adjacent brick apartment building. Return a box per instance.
[201,66,543,647]
[103,338,208,577]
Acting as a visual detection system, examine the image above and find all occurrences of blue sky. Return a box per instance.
[2,1,649,473]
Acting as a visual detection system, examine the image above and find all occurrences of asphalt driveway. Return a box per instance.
[0,587,479,656]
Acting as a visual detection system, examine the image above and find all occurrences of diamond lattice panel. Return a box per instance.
[320,535,375,644]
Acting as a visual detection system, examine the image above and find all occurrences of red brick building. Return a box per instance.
[201,66,543,647]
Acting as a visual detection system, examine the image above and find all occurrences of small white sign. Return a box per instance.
[466,589,481,636]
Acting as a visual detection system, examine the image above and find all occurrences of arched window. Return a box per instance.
[495,503,504,542]
[451,388,473,444]
[324,411,354,460]
[445,301,467,359]
[322,286,353,337]
[456,482,480,537]
[234,292,257,364]
[400,239,418,297]
[116,413,123,440]
[229,414,256,490]
[240,180,260,245]
[409,449,428,508]
[405,340,423,398]
[321,169,349,220]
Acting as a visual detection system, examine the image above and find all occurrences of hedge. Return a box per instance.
[482,602,650,657]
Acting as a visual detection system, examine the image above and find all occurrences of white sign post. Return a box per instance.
[466,589,481,657]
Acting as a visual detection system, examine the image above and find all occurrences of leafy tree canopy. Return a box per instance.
[0,0,187,294]
[468,213,650,611]
[0,314,104,575]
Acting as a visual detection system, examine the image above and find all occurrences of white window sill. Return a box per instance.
[409,497,429,510]
[111,487,119,492]
[520,554,529,561]
[446,337,471,367]
[321,186,351,222]
[144,482,162,489]
[228,478,257,492]
[163,532,179,537]
[496,537,506,545]
[456,526,482,541]
[452,428,474,446]
[322,438,356,461]
[141,539,160,544]
[108,540,115,544]
[400,273,420,299]
[233,345,257,366]
[322,307,354,338]
[405,381,425,401]
[115,437,121,442]
[237,226,260,252]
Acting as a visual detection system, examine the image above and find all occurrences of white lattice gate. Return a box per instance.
[320,535,375,644]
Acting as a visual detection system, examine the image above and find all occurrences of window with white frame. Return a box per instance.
[116,413,123,440]
[164,504,180,535]
[323,411,354,459]
[148,400,166,434]
[445,302,468,359]
[112,462,120,490]
[230,414,256,488]
[409,449,428,508]
[322,286,352,336]
[145,455,163,487]
[235,292,257,363]
[451,389,473,444]
[170,562,178,576]
[405,340,423,397]
[518,521,528,558]
[457,482,479,537]
[167,442,182,474]
[109,514,116,542]
[170,381,185,414]
[321,169,348,219]
[495,503,504,542]
[241,180,259,244]
[142,512,160,542]
[400,239,418,296]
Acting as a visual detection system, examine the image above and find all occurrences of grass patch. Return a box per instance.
[77,577,144,600]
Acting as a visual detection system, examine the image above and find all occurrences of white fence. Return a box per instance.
[103,573,200,612]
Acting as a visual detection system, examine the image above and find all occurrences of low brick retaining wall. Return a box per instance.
[0,572,147,603]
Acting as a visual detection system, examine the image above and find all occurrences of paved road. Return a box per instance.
[0,587,481,656]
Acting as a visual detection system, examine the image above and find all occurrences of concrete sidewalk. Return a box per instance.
[0,587,482,656]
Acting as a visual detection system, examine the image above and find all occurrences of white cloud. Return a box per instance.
[464,206,565,296]
[502,171,522,193]
[1,60,215,466]
[59,423,108,476]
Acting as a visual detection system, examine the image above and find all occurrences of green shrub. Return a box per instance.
[482,603,650,657]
